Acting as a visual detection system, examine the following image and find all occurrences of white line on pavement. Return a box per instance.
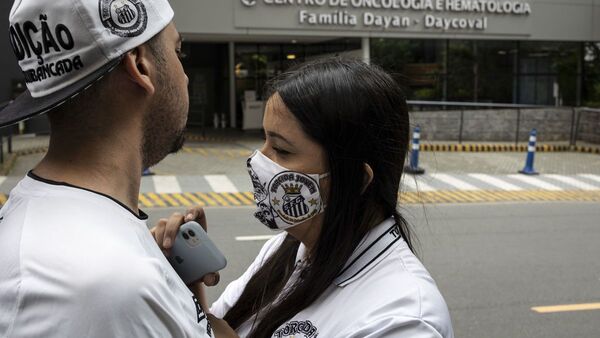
[402,176,436,192]
[0,176,6,187]
[152,175,182,193]
[235,235,276,242]
[543,175,598,191]
[431,173,480,190]
[468,174,523,191]
[205,175,239,193]
[578,174,600,184]
[508,175,563,191]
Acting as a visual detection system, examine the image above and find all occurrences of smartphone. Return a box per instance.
[167,221,227,284]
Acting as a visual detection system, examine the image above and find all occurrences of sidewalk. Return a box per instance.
[1,132,599,207]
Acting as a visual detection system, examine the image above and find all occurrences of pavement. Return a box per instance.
[1,131,600,206]
[148,203,600,338]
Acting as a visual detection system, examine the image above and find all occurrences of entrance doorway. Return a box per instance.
[182,43,230,130]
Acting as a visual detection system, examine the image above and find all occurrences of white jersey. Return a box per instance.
[211,218,454,338]
[0,172,212,338]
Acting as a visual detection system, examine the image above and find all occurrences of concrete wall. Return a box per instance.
[410,108,580,143]
[577,109,600,144]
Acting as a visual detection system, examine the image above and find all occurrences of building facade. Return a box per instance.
[2,0,600,131]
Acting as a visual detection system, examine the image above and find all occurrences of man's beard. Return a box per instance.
[141,78,188,168]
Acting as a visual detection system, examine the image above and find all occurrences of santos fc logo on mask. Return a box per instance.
[268,172,322,225]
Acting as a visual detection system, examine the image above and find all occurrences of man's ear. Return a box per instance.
[121,45,156,96]
[361,163,374,194]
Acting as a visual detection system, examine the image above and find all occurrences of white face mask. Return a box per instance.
[247,150,329,230]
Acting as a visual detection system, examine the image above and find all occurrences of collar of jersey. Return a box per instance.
[26,170,148,221]
[333,217,403,287]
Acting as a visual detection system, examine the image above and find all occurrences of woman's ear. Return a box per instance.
[362,163,374,194]
[121,46,156,96]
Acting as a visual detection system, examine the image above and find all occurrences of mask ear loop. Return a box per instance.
[317,172,330,210]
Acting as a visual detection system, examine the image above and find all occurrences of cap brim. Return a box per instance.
[0,57,123,129]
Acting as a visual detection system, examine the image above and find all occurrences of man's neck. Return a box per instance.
[33,135,143,215]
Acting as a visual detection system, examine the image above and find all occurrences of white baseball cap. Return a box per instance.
[0,0,175,127]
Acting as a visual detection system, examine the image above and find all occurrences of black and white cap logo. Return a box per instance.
[99,0,148,37]
[241,0,257,7]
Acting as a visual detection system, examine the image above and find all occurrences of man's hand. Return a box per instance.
[150,206,220,287]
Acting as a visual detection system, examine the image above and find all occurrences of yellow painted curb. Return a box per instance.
[182,147,253,158]
[419,144,600,153]
[0,190,598,208]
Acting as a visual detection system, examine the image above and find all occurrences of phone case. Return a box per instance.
[167,221,227,284]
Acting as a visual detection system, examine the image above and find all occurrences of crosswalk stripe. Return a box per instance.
[468,174,523,191]
[578,174,600,184]
[507,175,563,191]
[205,175,239,193]
[543,175,598,190]
[152,176,182,193]
[431,173,480,190]
[402,176,436,192]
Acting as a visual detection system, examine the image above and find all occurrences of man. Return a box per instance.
[0,0,233,336]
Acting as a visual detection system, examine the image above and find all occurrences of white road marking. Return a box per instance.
[508,175,563,191]
[402,176,436,192]
[0,177,6,187]
[205,175,239,193]
[235,235,276,242]
[431,173,480,190]
[578,174,600,185]
[468,174,523,191]
[152,175,181,193]
[544,175,598,191]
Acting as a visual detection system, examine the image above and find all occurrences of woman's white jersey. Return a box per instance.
[0,173,212,338]
[212,217,454,338]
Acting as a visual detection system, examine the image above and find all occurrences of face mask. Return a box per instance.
[247,150,329,230]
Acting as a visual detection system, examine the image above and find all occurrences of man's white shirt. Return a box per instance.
[0,173,212,337]
[211,218,454,338]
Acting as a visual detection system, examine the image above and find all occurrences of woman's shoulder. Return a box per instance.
[334,238,453,335]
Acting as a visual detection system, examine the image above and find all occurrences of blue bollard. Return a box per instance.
[519,128,539,175]
[142,168,154,176]
[405,126,425,175]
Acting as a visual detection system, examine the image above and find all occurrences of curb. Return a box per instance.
[184,134,236,143]
[419,144,600,154]
[1,190,599,208]
[15,147,49,156]
[0,153,18,176]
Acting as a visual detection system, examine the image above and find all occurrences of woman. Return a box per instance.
[212,58,452,338]
[155,58,453,337]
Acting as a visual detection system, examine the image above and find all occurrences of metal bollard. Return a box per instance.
[519,128,539,175]
[142,168,154,176]
[405,126,425,175]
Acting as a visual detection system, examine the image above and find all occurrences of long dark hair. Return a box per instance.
[224,58,413,337]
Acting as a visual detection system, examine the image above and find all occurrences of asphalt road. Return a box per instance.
[146,202,600,338]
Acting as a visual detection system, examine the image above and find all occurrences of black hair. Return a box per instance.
[224,58,414,338]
